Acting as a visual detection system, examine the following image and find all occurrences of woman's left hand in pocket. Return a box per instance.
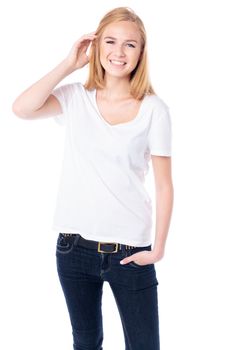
[120,248,164,266]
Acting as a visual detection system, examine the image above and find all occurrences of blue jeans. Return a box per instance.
[56,233,160,350]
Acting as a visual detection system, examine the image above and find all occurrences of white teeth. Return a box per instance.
[110,60,125,65]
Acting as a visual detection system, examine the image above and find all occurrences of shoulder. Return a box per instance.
[57,82,93,101]
[69,81,83,94]
[144,94,171,126]
[75,82,95,98]
[145,93,169,113]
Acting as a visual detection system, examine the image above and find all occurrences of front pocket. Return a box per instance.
[125,246,153,268]
[128,258,150,268]
[128,260,144,268]
[56,233,74,254]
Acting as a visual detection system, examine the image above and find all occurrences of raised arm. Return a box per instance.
[12,32,97,119]
[12,59,73,119]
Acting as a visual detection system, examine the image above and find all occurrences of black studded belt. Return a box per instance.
[60,233,149,253]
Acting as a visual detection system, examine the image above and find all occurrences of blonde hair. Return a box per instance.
[84,7,156,100]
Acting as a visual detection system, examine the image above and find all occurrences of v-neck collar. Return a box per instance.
[92,88,148,128]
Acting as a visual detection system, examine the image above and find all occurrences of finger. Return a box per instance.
[120,258,130,265]
[80,33,97,40]
[77,36,97,47]
[78,40,94,52]
[73,38,96,53]
[73,34,97,46]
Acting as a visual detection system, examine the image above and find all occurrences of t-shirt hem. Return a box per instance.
[52,225,152,247]
[150,149,172,156]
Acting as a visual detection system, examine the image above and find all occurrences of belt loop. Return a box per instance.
[73,234,81,246]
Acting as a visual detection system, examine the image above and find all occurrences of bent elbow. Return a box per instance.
[12,102,30,119]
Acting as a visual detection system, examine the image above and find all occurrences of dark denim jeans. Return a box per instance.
[56,233,160,350]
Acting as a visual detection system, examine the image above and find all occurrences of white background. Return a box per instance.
[1,0,233,349]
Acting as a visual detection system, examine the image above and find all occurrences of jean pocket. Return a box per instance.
[125,246,153,268]
[128,260,143,268]
[56,233,74,255]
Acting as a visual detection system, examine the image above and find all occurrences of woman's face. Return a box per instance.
[98,21,142,80]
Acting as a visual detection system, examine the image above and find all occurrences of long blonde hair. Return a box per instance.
[84,7,156,100]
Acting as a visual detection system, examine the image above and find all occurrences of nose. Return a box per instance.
[114,44,126,57]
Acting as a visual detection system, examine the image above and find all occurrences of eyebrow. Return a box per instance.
[103,36,138,43]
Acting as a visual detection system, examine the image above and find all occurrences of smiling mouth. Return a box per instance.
[109,60,127,66]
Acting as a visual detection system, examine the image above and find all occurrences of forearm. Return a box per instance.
[12,59,73,114]
[152,183,174,255]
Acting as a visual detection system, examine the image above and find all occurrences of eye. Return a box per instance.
[127,43,136,48]
[106,40,114,44]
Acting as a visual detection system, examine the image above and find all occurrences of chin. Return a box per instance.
[104,68,132,79]
[108,73,131,80]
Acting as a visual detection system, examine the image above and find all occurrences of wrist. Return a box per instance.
[152,244,165,257]
[60,58,76,75]
[151,247,165,262]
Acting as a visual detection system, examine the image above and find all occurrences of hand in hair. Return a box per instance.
[65,32,97,71]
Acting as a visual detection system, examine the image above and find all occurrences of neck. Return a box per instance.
[99,75,132,101]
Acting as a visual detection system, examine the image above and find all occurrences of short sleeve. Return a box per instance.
[51,83,76,126]
[148,103,172,156]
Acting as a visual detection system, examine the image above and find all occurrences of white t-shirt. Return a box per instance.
[51,82,172,247]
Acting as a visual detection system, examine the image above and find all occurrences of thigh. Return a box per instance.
[109,248,160,350]
[56,233,104,349]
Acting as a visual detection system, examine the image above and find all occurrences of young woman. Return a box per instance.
[12,7,173,350]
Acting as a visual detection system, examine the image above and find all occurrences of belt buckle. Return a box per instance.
[98,242,119,253]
